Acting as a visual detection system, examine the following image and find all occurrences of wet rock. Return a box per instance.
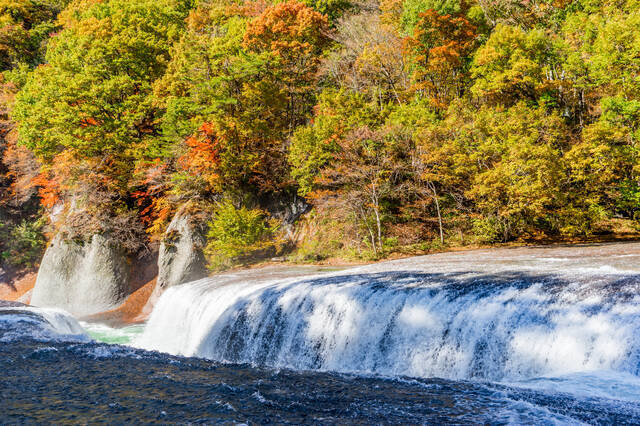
[30,234,131,317]
[16,289,32,305]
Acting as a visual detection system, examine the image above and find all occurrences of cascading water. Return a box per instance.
[4,245,640,423]
[135,244,640,386]
[0,304,89,343]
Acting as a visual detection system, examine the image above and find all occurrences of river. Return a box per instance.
[3,243,640,423]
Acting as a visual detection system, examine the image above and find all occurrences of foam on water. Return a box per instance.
[0,306,89,343]
[508,371,640,402]
[80,321,145,345]
[134,244,640,402]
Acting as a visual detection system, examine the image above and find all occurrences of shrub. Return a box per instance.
[205,200,279,269]
[0,216,47,268]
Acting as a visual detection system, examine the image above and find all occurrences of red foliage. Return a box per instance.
[31,171,60,209]
[178,122,223,191]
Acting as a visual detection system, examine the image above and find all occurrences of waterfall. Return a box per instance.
[135,245,640,382]
[0,306,89,343]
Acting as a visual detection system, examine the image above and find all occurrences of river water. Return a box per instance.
[3,243,640,424]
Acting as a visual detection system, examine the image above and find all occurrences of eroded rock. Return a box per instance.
[156,209,208,293]
[30,234,131,317]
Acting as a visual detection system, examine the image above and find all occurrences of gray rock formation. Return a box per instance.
[155,209,208,293]
[142,209,208,314]
[30,234,131,317]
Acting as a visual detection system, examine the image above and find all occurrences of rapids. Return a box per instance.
[4,243,640,423]
[135,243,640,386]
[0,304,89,343]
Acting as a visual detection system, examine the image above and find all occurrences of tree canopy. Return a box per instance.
[2,0,639,268]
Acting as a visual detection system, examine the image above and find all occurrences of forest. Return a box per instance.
[0,0,638,269]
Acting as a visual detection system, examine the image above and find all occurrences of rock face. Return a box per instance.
[155,210,208,294]
[30,234,131,317]
[262,192,310,226]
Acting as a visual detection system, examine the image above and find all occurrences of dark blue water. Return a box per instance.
[2,336,640,424]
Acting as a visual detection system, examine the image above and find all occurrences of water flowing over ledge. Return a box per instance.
[134,243,640,383]
[0,304,89,343]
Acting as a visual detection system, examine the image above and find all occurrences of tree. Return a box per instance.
[244,1,331,132]
[561,5,640,124]
[314,126,407,255]
[289,89,384,197]
[406,9,477,110]
[476,0,570,29]
[470,24,561,107]
[0,0,70,70]
[324,12,409,104]
[419,102,569,242]
[566,114,640,225]
[12,0,191,248]
[205,199,279,269]
[400,0,465,33]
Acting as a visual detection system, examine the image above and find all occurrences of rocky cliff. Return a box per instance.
[30,234,131,317]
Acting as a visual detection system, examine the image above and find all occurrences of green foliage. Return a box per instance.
[303,0,352,23]
[205,200,279,269]
[13,0,190,163]
[420,101,570,241]
[0,0,71,70]
[0,216,46,268]
[470,24,558,106]
[4,0,640,266]
[400,0,462,33]
[10,0,192,244]
[289,89,383,196]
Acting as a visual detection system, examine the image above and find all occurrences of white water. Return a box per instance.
[0,306,89,343]
[134,244,640,399]
[80,321,145,345]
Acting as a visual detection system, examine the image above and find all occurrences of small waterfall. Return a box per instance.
[0,306,89,343]
[135,246,640,382]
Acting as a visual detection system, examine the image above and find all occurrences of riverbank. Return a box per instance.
[262,228,640,269]
[0,268,36,303]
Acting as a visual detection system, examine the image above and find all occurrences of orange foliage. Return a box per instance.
[31,171,60,209]
[406,9,477,109]
[243,1,330,87]
[244,1,329,53]
[79,117,99,127]
[178,122,223,191]
[131,160,173,235]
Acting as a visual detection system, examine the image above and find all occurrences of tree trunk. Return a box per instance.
[371,182,383,253]
[358,204,377,256]
[428,182,444,245]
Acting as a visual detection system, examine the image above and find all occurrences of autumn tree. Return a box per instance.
[400,0,466,33]
[406,9,477,110]
[0,0,70,268]
[12,0,192,249]
[154,1,330,201]
[476,0,568,29]
[0,0,70,70]
[470,24,562,109]
[324,12,409,104]
[419,102,570,242]
[3,0,640,267]
[244,1,330,132]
